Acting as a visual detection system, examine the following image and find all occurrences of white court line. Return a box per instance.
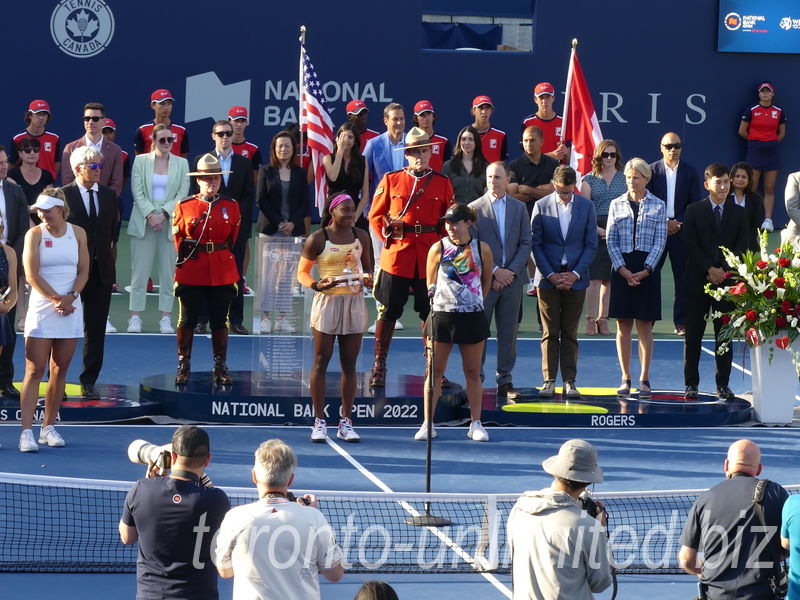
[325,437,513,599]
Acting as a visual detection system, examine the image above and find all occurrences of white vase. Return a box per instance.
[750,337,798,425]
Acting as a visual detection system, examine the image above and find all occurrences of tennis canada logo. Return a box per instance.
[50,0,115,59]
[725,12,741,31]
[173,494,182,504]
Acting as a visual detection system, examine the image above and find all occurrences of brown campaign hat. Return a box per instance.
[188,153,232,176]
[394,127,436,151]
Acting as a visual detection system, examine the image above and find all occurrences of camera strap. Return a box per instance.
[171,469,201,482]
[752,479,786,587]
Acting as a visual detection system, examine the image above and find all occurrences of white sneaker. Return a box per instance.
[159,315,175,334]
[468,420,489,442]
[275,317,296,333]
[337,418,360,442]
[19,429,38,452]
[761,218,774,232]
[527,280,537,296]
[367,321,377,334]
[105,317,117,334]
[414,421,437,441]
[395,321,404,331]
[127,315,142,333]
[39,425,65,447]
[311,418,327,443]
[259,318,272,334]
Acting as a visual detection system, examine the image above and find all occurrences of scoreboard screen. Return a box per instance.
[719,0,800,54]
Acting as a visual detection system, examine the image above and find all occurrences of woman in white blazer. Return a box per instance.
[127,123,190,333]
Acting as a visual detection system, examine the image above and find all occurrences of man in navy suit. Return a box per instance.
[531,165,597,399]
[647,132,701,336]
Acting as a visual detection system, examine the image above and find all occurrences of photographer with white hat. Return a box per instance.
[508,439,611,600]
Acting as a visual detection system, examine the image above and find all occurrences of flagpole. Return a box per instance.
[298,25,306,160]
[560,38,577,148]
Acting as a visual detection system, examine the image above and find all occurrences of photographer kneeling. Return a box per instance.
[508,439,611,600]
[119,425,231,600]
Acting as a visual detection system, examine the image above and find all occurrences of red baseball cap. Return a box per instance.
[103,118,117,130]
[534,82,555,97]
[414,100,435,115]
[472,96,493,108]
[29,100,51,113]
[151,89,174,103]
[346,100,367,115]
[228,106,248,121]
[758,82,775,92]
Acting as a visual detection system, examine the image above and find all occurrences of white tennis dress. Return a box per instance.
[25,223,84,339]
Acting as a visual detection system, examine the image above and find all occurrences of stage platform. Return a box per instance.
[0,372,755,427]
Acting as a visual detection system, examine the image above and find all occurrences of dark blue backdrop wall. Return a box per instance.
[5,0,799,225]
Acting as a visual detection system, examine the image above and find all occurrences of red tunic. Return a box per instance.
[173,195,241,286]
[369,169,455,279]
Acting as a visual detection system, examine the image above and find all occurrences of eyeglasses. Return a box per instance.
[600,151,617,159]
[21,148,40,154]
[84,163,104,170]
[214,130,233,138]
[661,143,682,150]
[156,137,173,144]
[83,116,103,122]
[556,191,573,199]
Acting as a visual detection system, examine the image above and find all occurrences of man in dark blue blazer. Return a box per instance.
[531,165,597,399]
[647,132,701,336]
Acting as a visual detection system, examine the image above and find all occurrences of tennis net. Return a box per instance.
[1,472,797,574]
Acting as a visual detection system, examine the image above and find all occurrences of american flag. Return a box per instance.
[300,43,334,215]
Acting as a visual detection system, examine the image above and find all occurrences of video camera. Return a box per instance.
[128,439,213,487]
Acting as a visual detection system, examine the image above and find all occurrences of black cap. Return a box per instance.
[172,425,210,458]
[443,204,473,223]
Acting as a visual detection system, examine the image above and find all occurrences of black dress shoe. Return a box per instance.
[229,323,249,335]
[497,383,522,400]
[716,385,735,400]
[194,323,207,334]
[684,385,699,400]
[81,384,101,399]
[0,382,20,397]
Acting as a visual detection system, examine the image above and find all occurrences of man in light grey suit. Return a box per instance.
[470,162,531,400]
[531,165,597,399]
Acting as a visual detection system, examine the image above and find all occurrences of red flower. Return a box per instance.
[776,336,791,350]
[776,316,788,327]
[747,328,760,346]
[764,289,776,299]
[779,258,791,267]
[721,315,731,325]
[746,310,758,321]
[757,260,768,269]
[782,300,793,315]
[775,278,786,289]
[730,282,747,295]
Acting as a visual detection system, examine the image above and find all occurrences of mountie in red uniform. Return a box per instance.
[135,122,190,156]
[173,194,241,286]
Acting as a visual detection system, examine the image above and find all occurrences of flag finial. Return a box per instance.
[301,25,306,33]
[572,38,578,49]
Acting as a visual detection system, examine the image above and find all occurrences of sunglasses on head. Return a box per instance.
[84,163,104,170]
[21,148,40,154]
[214,130,233,137]
[83,116,103,122]
[662,143,682,150]
[156,136,173,144]
[600,151,617,159]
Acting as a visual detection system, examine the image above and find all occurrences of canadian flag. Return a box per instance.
[562,45,603,181]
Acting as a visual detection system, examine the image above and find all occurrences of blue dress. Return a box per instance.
[583,170,626,280]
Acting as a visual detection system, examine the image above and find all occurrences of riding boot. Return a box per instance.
[211,328,233,385]
[175,328,194,385]
[369,320,395,387]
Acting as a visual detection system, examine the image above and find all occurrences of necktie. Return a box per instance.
[88,188,97,225]
[713,204,721,232]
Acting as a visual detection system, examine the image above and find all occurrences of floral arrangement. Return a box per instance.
[706,230,800,365]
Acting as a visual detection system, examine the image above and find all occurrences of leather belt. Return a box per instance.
[402,224,438,234]
[197,241,230,252]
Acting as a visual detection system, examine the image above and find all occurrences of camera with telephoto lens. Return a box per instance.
[128,439,173,474]
[579,490,601,518]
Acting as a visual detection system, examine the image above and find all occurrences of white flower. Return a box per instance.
[733,315,746,327]
[778,288,786,298]
[738,264,749,276]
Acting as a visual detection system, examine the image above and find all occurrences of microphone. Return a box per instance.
[427,285,436,298]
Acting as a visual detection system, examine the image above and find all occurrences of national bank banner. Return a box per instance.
[719,0,800,54]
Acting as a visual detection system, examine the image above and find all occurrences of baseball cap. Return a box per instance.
[758,82,775,92]
[172,425,210,458]
[102,118,117,131]
[29,100,51,114]
[31,195,64,211]
[346,100,368,115]
[151,89,174,103]
[534,82,555,97]
[228,106,248,121]
[414,100,435,115]
[542,439,603,483]
[443,204,474,223]
[472,96,493,108]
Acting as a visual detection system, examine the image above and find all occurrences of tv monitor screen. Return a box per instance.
[718,0,800,54]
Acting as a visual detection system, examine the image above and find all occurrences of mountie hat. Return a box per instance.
[534,82,555,97]
[172,425,210,458]
[414,100,435,115]
[395,127,435,151]
[188,153,233,176]
[443,204,474,223]
[102,118,117,131]
[472,95,493,108]
[346,100,368,115]
[151,89,174,103]
[542,439,604,483]
[228,106,248,121]
[29,100,51,113]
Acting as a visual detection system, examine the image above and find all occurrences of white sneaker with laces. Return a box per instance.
[467,420,489,442]
[761,218,774,232]
[127,315,142,333]
[105,317,117,334]
[526,280,537,296]
[259,318,272,334]
[337,418,361,442]
[310,419,327,443]
[39,425,65,447]
[159,315,175,334]
[414,421,437,440]
[275,317,296,333]
[19,429,38,452]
